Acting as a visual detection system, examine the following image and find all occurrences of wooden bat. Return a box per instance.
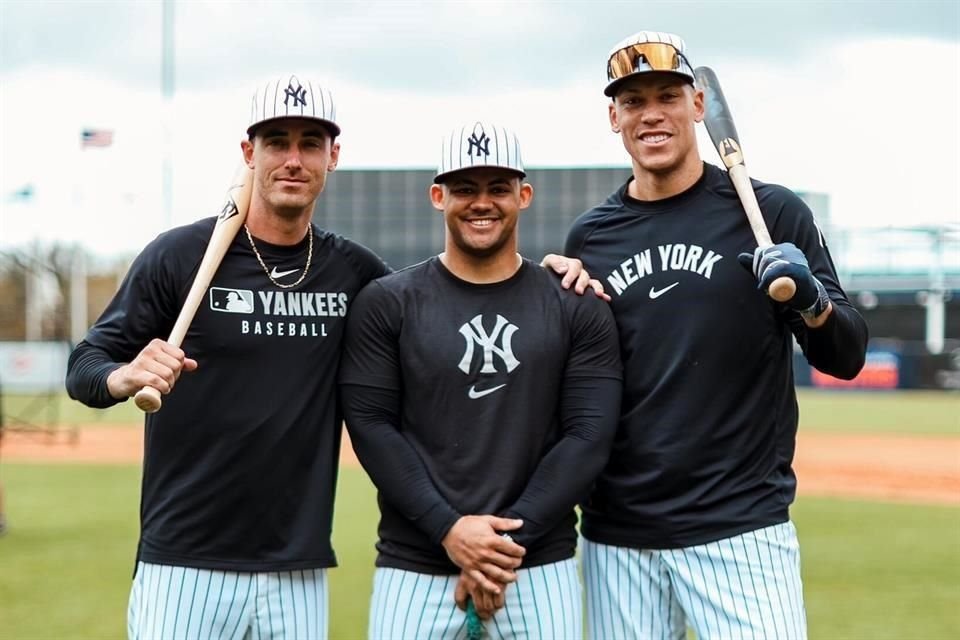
[133,163,253,413]
[694,66,796,303]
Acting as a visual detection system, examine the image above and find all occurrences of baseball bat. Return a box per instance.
[133,163,253,413]
[694,66,796,303]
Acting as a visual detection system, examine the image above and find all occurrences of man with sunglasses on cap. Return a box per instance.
[340,122,622,639]
[565,32,867,639]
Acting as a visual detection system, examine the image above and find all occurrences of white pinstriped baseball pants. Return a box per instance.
[368,558,582,640]
[127,561,328,640]
[582,521,807,640]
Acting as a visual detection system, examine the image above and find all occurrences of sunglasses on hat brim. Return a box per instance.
[606,42,693,92]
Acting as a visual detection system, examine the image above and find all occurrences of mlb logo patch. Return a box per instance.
[209,287,254,314]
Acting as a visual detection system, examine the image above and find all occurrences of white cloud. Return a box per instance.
[1,28,957,256]
[703,38,959,228]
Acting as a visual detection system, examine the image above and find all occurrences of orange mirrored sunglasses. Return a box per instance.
[607,42,690,81]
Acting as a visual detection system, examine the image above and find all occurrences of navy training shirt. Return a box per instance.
[340,257,622,573]
[566,162,867,549]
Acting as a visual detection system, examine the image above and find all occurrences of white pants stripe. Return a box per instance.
[582,521,807,640]
[128,561,328,640]
[369,558,581,640]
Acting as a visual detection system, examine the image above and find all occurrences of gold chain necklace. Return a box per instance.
[244,223,314,289]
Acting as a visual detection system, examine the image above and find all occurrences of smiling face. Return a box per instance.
[241,118,340,220]
[430,167,532,262]
[610,73,704,188]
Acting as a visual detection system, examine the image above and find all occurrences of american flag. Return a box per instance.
[81,128,114,148]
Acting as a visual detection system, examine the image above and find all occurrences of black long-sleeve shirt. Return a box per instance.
[66,218,389,570]
[565,162,868,549]
[339,257,622,573]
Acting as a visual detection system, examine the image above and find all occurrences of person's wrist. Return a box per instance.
[105,365,131,399]
[802,300,833,327]
[796,276,828,315]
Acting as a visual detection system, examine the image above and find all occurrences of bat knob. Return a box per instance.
[134,386,163,414]
[768,276,797,303]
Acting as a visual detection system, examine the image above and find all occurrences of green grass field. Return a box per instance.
[796,389,960,435]
[3,392,143,428]
[4,388,959,435]
[1,390,958,638]
[2,464,958,639]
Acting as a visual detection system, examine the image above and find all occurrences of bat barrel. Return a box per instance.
[696,66,798,305]
[133,164,253,414]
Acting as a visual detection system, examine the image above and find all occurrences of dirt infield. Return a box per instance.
[2,425,958,506]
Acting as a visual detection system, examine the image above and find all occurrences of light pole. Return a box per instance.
[921,227,947,355]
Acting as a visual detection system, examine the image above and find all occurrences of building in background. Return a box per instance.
[315,167,628,269]
[315,168,959,390]
[1,167,957,388]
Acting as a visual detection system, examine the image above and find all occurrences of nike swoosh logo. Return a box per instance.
[649,282,680,299]
[468,384,507,399]
[270,267,300,278]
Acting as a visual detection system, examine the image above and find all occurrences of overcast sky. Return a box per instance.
[1,0,957,256]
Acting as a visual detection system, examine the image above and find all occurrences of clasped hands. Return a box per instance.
[441,515,526,620]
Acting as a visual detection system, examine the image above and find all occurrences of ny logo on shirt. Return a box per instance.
[458,314,520,374]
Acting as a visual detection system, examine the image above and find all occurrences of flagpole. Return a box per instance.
[70,246,87,346]
[161,0,175,231]
[76,128,111,343]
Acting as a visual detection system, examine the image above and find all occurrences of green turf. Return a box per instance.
[793,497,960,639]
[3,392,143,428]
[329,468,379,640]
[796,389,960,435]
[4,389,958,436]
[0,464,141,639]
[0,463,382,640]
[2,463,958,639]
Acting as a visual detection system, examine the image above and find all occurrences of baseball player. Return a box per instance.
[65,74,390,640]
[565,32,869,639]
[339,122,623,639]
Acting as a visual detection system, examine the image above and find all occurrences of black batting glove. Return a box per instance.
[737,242,830,319]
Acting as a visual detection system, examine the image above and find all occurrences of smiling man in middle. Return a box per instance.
[339,121,623,639]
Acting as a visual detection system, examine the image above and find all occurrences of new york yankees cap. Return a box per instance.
[247,74,340,137]
[605,31,695,97]
[435,121,525,184]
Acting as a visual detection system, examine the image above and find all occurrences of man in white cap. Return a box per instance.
[66,74,390,639]
[340,121,623,639]
[566,32,868,639]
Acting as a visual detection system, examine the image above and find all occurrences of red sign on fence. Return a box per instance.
[811,351,899,389]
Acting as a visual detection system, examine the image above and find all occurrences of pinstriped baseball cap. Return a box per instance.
[605,31,695,97]
[434,121,525,184]
[247,74,340,137]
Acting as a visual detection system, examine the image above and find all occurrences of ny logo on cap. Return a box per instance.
[467,132,491,158]
[284,80,307,107]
